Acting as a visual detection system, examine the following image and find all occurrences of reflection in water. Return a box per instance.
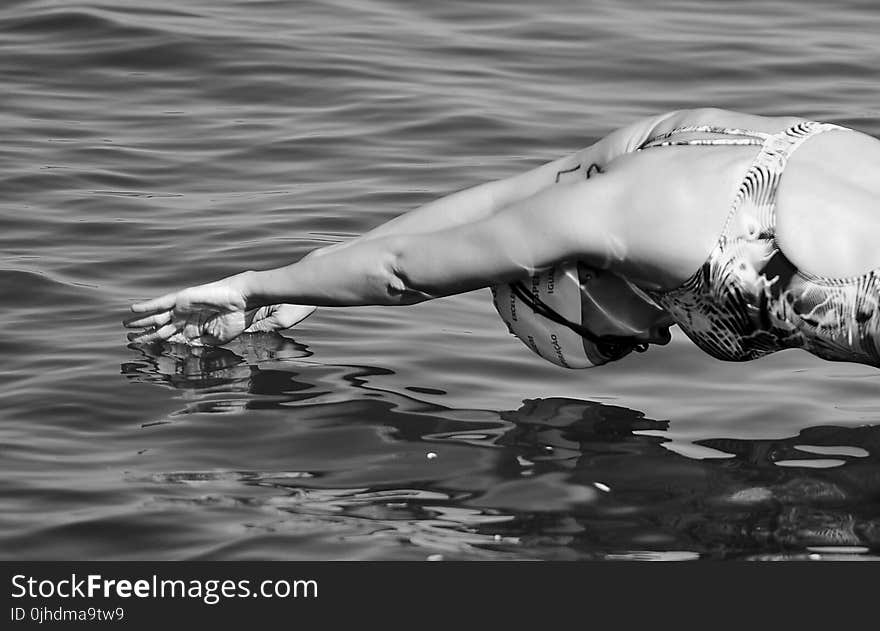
[122,337,880,560]
[121,335,318,415]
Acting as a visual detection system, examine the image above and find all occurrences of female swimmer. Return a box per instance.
[124,108,880,368]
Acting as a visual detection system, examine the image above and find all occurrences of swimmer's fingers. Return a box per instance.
[130,292,179,314]
[123,310,173,329]
[127,322,180,345]
[126,323,209,347]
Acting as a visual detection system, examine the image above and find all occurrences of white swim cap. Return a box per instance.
[491,262,659,368]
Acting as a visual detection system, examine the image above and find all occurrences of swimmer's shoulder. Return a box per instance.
[645,107,808,139]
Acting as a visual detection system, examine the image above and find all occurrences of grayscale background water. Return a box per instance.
[3,0,880,560]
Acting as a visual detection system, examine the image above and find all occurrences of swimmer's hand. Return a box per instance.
[125,274,315,346]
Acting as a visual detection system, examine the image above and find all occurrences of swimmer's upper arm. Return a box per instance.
[325,111,684,255]
[390,172,628,299]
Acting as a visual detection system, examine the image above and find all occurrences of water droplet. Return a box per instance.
[426,452,437,460]
[544,445,554,453]
[494,534,502,542]
[593,482,611,493]
[427,554,443,561]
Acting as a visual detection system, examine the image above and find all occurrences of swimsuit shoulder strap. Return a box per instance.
[639,125,770,150]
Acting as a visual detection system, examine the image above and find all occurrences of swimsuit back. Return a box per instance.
[640,121,880,366]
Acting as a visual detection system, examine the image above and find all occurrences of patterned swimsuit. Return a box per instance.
[638,121,880,366]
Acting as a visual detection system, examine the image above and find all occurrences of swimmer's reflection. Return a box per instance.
[122,340,880,555]
[121,334,320,412]
[499,402,880,555]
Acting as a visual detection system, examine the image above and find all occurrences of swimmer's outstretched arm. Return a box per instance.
[126,170,630,346]
[241,111,680,334]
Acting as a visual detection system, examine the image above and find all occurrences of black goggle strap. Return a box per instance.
[509,281,649,357]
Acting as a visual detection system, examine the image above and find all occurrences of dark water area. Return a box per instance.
[2,0,880,560]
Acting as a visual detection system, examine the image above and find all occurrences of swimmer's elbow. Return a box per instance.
[382,241,435,305]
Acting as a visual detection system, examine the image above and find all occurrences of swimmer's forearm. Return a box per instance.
[241,239,427,309]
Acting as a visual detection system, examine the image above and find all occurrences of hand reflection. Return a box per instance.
[121,333,314,414]
[123,333,310,386]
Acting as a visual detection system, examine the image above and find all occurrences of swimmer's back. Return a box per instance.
[604,108,880,287]
[776,125,880,278]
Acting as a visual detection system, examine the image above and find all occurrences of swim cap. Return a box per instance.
[491,262,658,368]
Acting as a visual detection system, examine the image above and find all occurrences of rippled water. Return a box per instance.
[2,0,880,560]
